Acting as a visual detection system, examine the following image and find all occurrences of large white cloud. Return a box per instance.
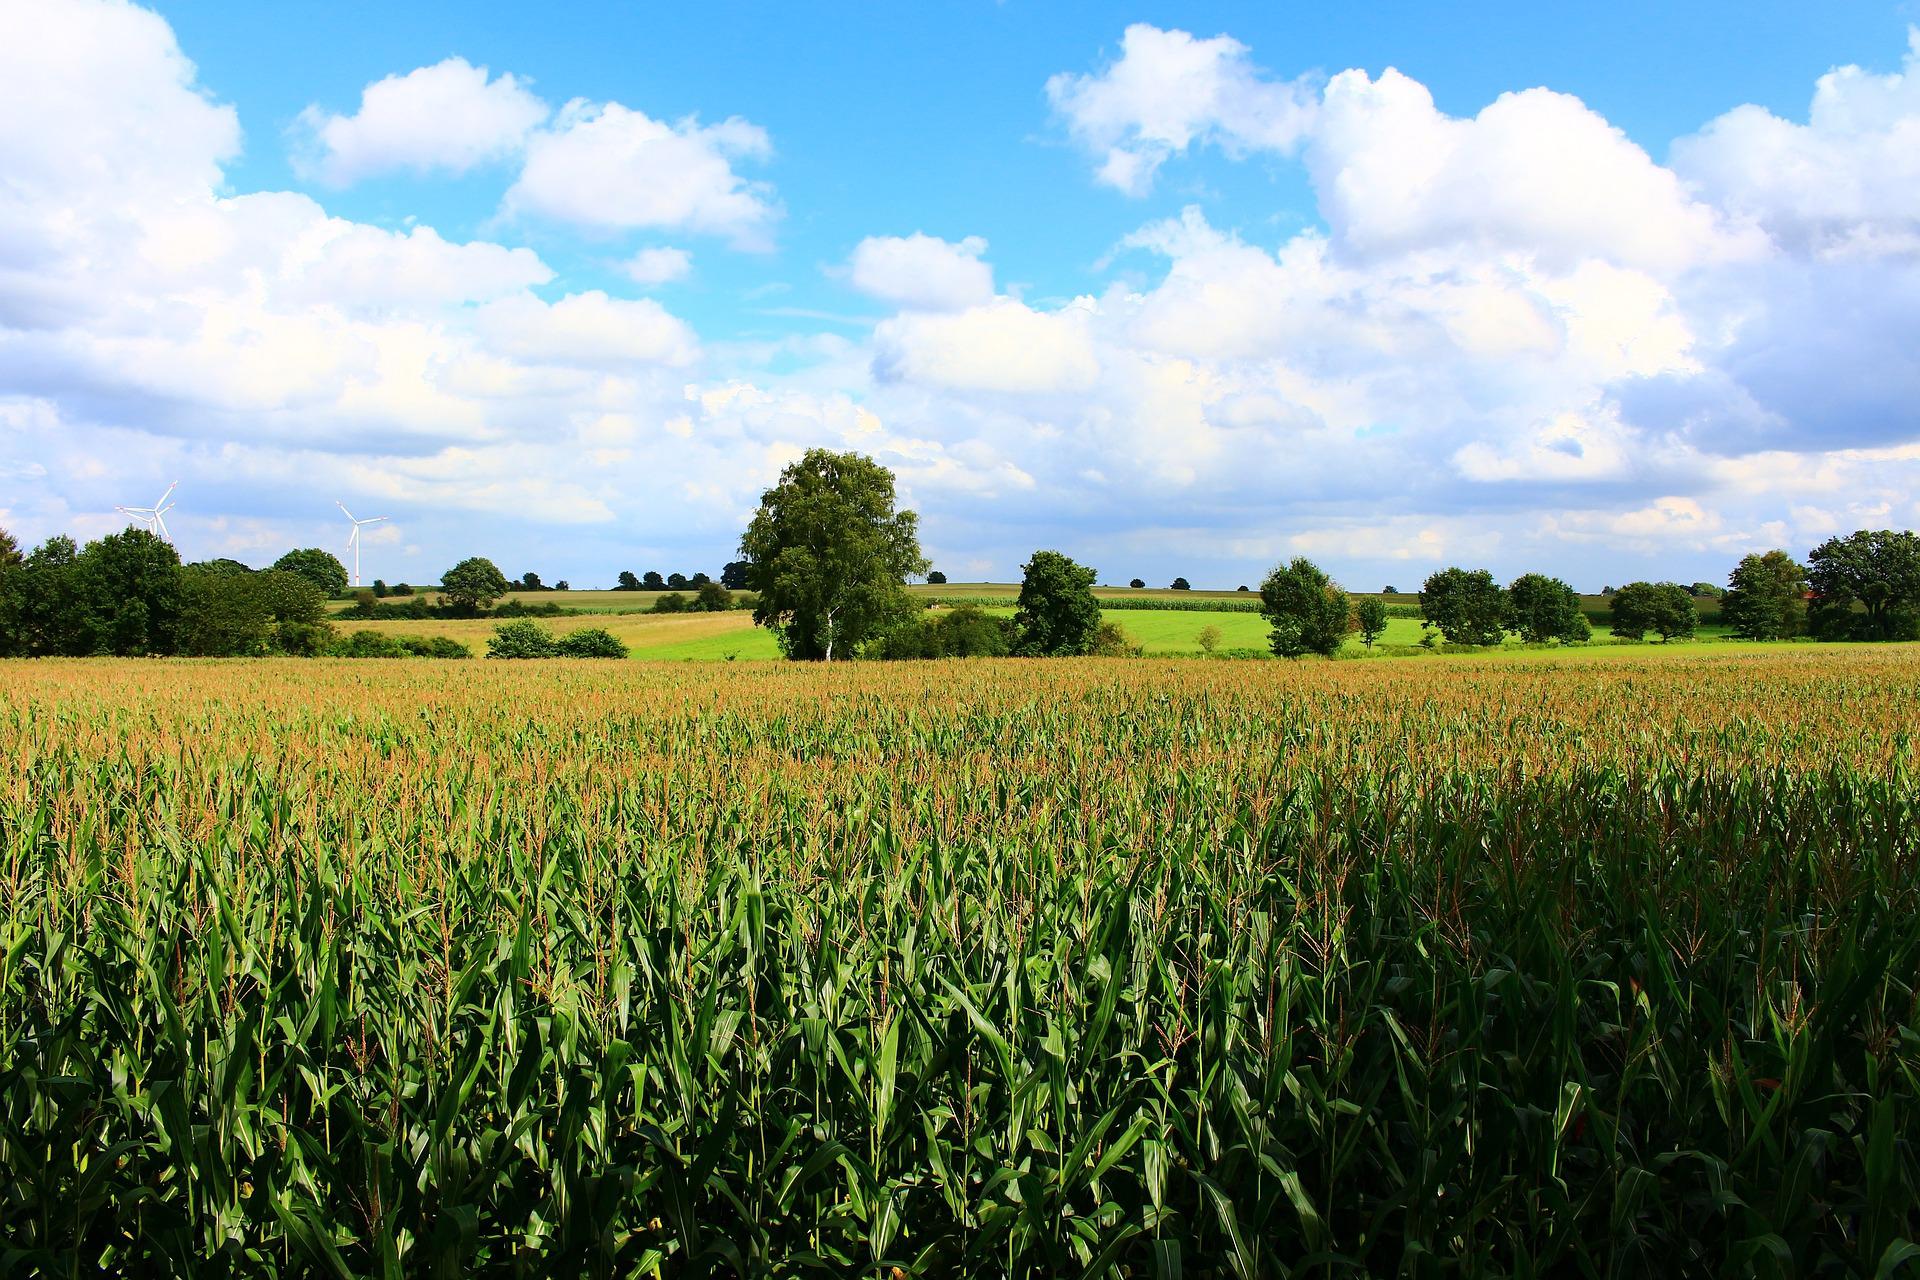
[1046,23,1316,195]
[847,234,995,311]
[1674,30,1920,255]
[504,101,778,246]
[294,57,550,186]
[874,299,1100,392]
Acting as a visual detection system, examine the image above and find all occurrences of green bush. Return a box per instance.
[487,620,558,659]
[555,627,629,659]
[332,629,405,658]
[396,635,471,659]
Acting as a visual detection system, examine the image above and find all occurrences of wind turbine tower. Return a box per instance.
[337,502,390,588]
[116,482,179,542]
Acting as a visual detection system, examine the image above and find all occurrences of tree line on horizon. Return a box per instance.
[4,456,1918,659]
[735,450,1920,661]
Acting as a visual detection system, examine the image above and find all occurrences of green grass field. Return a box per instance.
[340,601,1772,662]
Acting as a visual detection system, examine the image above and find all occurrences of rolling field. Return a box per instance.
[335,604,1750,661]
[3,651,1916,1274]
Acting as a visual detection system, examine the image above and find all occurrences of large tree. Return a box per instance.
[1354,597,1388,649]
[1260,557,1352,658]
[0,535,87,656]
[1721,550,1808,640]
[0,526,20,573]
[1805,529,1920,641]
[617,570,642,591]
[1419,568,1508,646]
[1609,582,1697,642]
[77,528,184,656]
[441,557,511,614]
[720,560,752,590]
[1015,550,1102,656]
[739,449,926,661]
[272,547,349,597]
[1507,573,1591,644]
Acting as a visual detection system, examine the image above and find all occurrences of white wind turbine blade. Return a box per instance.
[154,481,178,510]
[337,500,357,523]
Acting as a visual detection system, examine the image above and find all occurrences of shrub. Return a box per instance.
[1090,620,1140,656]
[652,593,689,615]
[396,635,471,659]
[487,620,558,659]
[1197,625,1222,654]
[556,628,629,659]
[332,629,405,658]
[693,582,734,613]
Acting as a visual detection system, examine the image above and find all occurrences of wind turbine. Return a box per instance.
[337,502,389,588]
[116,482,179,542]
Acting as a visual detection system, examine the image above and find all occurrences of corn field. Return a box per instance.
[2,653,1918,1277]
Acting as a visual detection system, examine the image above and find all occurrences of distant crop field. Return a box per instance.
[3,651,1916,1273]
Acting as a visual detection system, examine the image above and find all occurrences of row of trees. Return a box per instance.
[0,529,333,657]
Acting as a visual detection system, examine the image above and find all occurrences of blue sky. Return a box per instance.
[5,0,1920,590]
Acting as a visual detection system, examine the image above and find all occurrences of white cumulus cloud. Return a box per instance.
[505,101,778,246]
[294,57,549,186]
[1046,23,1317,194]
[847,234,995,311]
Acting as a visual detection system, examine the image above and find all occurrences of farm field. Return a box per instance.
[340,603,1748,661]
[3,651,1916,1274]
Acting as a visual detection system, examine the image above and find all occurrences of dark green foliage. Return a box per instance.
[739,449,927,661]
[641,571,666,590]
[396,635,472,659]
[187,557,251,576]
[693,582,734,613]
[1169,577,1191,590]
[873,604,1016,659]
[1015,550,1102,656]
[689,573,710,588]
[1610,582,1699,641]
[667,572,689,590]
[391,582,414,597]
[271,547,348,597]
[520,571,545,591]
[1089,618,1140,655]
[556,627,629,658]
[1128,578,1145,588]
[1354,596,1389,648]
[1723,550,1809,640]
[1806,529,1920,641]
[618,570,642,591]
[1420,567,1508,646]
[0,526,18,573]
[372,578,390,597]
[487,620,558,659]
[1689,582,1725,598]
[441,557,512,614]
[720,561,752,590]
[1508,572,1591,644]
[178,567,331,656]
[331,629,406,657]
[1261,557,1352,658]
[926,570,947,585]
[652,592,688,614]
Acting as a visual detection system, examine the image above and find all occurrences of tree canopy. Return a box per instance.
[441,557,511,614]
[739,449,927,661]
[1806,529,1920,641]
[1507,573,1590,644]
[1014,550,1102,656]
[1260,557,1351,658]
[1420,568,1507,646]
[272,547,348,597]
[1609,582,1697,642]
[1722,550,1807,640]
